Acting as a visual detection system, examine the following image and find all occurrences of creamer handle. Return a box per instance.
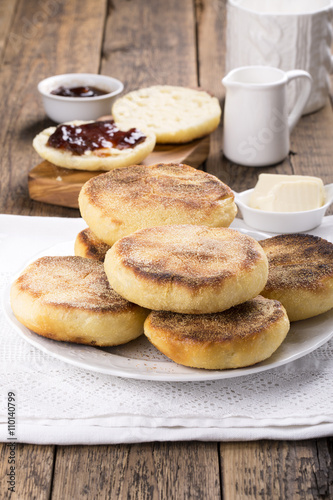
[286,70,312,132]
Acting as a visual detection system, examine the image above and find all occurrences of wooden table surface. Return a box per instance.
[1,0,333,498]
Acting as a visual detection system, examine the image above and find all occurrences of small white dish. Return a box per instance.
[38,73,124,123]
[234,183,333,233]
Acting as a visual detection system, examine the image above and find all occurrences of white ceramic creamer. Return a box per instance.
[222,66,312,166]
[226,0,333,114]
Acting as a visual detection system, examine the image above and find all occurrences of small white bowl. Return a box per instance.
[38,73,124,123]
[234,183,333,234]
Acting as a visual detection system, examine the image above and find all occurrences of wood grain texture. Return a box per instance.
[0,0,17,62]
[195,0,226,180]
[0,443,54,500]
[51,445,130,499]
[0,0,107,216]
[101,0,198,91]
[51,442,221,500]
[290,103,333,215]
[289,103,333,184]
[123,442,221,500]
[220,439,333,500]
[28,136,210,208]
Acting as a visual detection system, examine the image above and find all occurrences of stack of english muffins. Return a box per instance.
[73,161,291,370]
[11,160,333,370]
[103,223,290,370]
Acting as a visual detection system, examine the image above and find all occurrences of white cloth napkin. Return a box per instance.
[1,214,333,445]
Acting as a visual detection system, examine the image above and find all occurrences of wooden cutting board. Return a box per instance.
[28,135,210,209]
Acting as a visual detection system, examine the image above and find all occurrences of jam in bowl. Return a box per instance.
[38,73,124,123]
[50,86,109,98]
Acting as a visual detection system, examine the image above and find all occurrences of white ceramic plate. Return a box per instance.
[4,236,333,382]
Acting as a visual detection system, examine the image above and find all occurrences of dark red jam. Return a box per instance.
[46,120,146,155]
[50,85,108,97]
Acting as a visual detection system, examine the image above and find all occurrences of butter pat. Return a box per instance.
[250,174,325,212]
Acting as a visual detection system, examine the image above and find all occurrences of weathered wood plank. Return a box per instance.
[51,445,130,499]
[51,442,221,500]
[101,0,197,91]
[0,0,107,216]
[290,104,333,184]
[0,0,18,62]
[290,103,333,214]
[123,442,221,500]
[195,0,226,181]
[220,439,333,500]
[0,443,54,500]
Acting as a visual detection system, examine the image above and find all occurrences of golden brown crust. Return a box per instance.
[14,256,130,313]
[78,163,237,245]
[146,296,285,342]
[260,234,333,290]
[104,225,269,314]
[74,228,110,262]
[83,163,234,210]
[115,226,263,289]
[259,234,333,321]
[10,256,149,346]
[144,296,290,369]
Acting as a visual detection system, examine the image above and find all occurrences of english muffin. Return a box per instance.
[144,296,290,369]
[74,227,110,262]
[112,85,221,143]
[10,256,148,346]
[259,234,333,321]
[32,119,156,171]
[104,225,268,314]
[78,163,237,246]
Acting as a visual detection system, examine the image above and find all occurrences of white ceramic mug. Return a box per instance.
[226,0,333,114]
[222,66,312,166]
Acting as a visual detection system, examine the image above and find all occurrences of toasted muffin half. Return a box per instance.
[33,120,156,171]
[104,225,268,314]
[10,256,148,346]
[260,234,333,321]
[74,227,110,262]
[79,162,237,246]
[144,296,290,369]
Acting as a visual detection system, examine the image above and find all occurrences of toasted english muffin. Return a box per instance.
[104,225,268,314]
[74,228,110,262]
[259,234,333,321]
[112,85,221,143]
[144,296,290,369]
[10,256,148,346]
[78,163,237,246]
[32,119,156,171]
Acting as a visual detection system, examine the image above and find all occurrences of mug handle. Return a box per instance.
[286,70,312,132]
